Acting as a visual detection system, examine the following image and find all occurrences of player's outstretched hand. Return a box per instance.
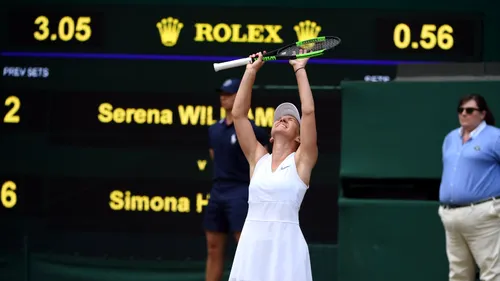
[246,51,266,72]
[289,48,309,72]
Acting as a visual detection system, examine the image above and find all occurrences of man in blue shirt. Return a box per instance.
[438,94,500,281]
[204,78,269,281]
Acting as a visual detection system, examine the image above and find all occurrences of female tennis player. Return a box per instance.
[228,51,317,281]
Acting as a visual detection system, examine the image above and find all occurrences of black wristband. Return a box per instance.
[295,67,305,74]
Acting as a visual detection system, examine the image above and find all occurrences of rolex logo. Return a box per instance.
[293,20,322,41]
[157,17,184,47]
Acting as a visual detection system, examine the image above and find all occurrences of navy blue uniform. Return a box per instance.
[204,118,269,233]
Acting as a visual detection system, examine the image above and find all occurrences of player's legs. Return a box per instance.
[203,189,229,281]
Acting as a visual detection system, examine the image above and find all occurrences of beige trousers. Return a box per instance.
[439,199,500,281]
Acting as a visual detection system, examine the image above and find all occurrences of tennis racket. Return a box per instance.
[213,36,341,72]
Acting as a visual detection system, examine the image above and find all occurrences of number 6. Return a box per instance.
[1,181,17,209]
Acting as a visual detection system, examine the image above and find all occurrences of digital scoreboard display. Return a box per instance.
[2,5,483,62]
[0,5,484,85]
[0,87,341,243]
[0,4,484,245]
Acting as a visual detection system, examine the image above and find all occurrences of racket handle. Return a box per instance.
[213,57,252,72]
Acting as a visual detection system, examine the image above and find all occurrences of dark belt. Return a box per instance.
[440,196,500,209]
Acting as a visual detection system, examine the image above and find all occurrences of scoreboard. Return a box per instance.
[1,5,484,85]
[3,5,483,61]
[0,88,341,242]
[0,4,484,245]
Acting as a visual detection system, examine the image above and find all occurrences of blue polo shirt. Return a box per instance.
[208,118,269,185]
[439,121,500,204]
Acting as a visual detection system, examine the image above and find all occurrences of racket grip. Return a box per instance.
[213,57,252,72]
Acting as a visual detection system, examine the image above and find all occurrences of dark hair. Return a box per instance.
[458,94,495,126]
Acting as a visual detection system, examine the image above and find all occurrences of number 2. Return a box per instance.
[4,96,21,123]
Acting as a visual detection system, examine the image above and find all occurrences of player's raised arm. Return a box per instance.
[291,55,318,172]
[232,52,268,170]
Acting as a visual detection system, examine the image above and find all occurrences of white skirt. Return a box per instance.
[228,219,313,281]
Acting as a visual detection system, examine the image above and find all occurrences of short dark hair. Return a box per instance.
[457,94,495,126]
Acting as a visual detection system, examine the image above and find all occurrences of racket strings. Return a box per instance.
[305,38,340,51]
[280,38,340,56]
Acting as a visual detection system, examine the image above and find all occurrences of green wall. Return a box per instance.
[340,80,500,179]
[338,80,500,281]
[338,199,447,281]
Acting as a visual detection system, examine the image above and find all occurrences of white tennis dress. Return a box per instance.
[228,152,313,281]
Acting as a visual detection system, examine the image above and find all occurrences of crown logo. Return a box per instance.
[294,20,322,41]
[157,17,184,47]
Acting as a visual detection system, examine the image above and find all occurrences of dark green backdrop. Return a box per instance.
[338,81,500,281]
